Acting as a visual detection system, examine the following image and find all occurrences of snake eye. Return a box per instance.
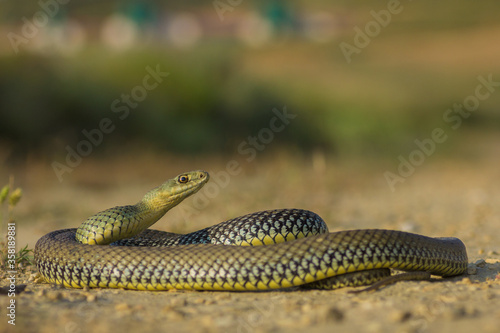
[178,175,189,183]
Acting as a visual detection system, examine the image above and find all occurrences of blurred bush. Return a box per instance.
[0,40,498,161]
[0,48,327,159]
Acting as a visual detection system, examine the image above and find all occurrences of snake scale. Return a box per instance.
[35,170,468,291]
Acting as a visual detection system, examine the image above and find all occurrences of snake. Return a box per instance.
[34,170,468,291]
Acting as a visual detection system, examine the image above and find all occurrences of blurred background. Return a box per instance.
[1,1,499,250]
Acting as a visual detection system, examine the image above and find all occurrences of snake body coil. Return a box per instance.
[35,170,468,291]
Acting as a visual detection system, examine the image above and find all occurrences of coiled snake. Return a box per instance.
[35,170,468,291]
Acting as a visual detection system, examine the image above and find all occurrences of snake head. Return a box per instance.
[145,170,210,209]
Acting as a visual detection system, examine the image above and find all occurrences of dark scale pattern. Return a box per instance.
[112,209,327,247]
[34,224,468,291]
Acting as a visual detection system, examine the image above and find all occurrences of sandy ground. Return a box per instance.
[1,146,500,333]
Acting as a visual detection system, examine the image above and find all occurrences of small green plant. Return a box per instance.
[15,244,33,269]
[0,176,33,272]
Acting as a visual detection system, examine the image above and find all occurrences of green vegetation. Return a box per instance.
[1,1,499,161]
[1,177,33,272]
[0,48,327,156]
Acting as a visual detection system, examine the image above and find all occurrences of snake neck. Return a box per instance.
[75,170,209,245]
[134,196,176,226]
[75,191,180,245]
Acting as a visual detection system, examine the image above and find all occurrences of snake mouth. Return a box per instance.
[193,170,210,183]
[185,170,209,188]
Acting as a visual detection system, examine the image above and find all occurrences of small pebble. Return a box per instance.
[461,277,473,284]
[115,303,131,312]
[301,303,313,313]
[442,305,466,320]
[389,310,411,323]
[47,292,62,301]
[166,310,185,321]
[320,306,344,322]
[475,259,486,268]
[192,298,205,305]
[28,272,40,282]
[169,298,187,307]
[86,294,97,302]
[464,304,478,317]
[33,275,46,284]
